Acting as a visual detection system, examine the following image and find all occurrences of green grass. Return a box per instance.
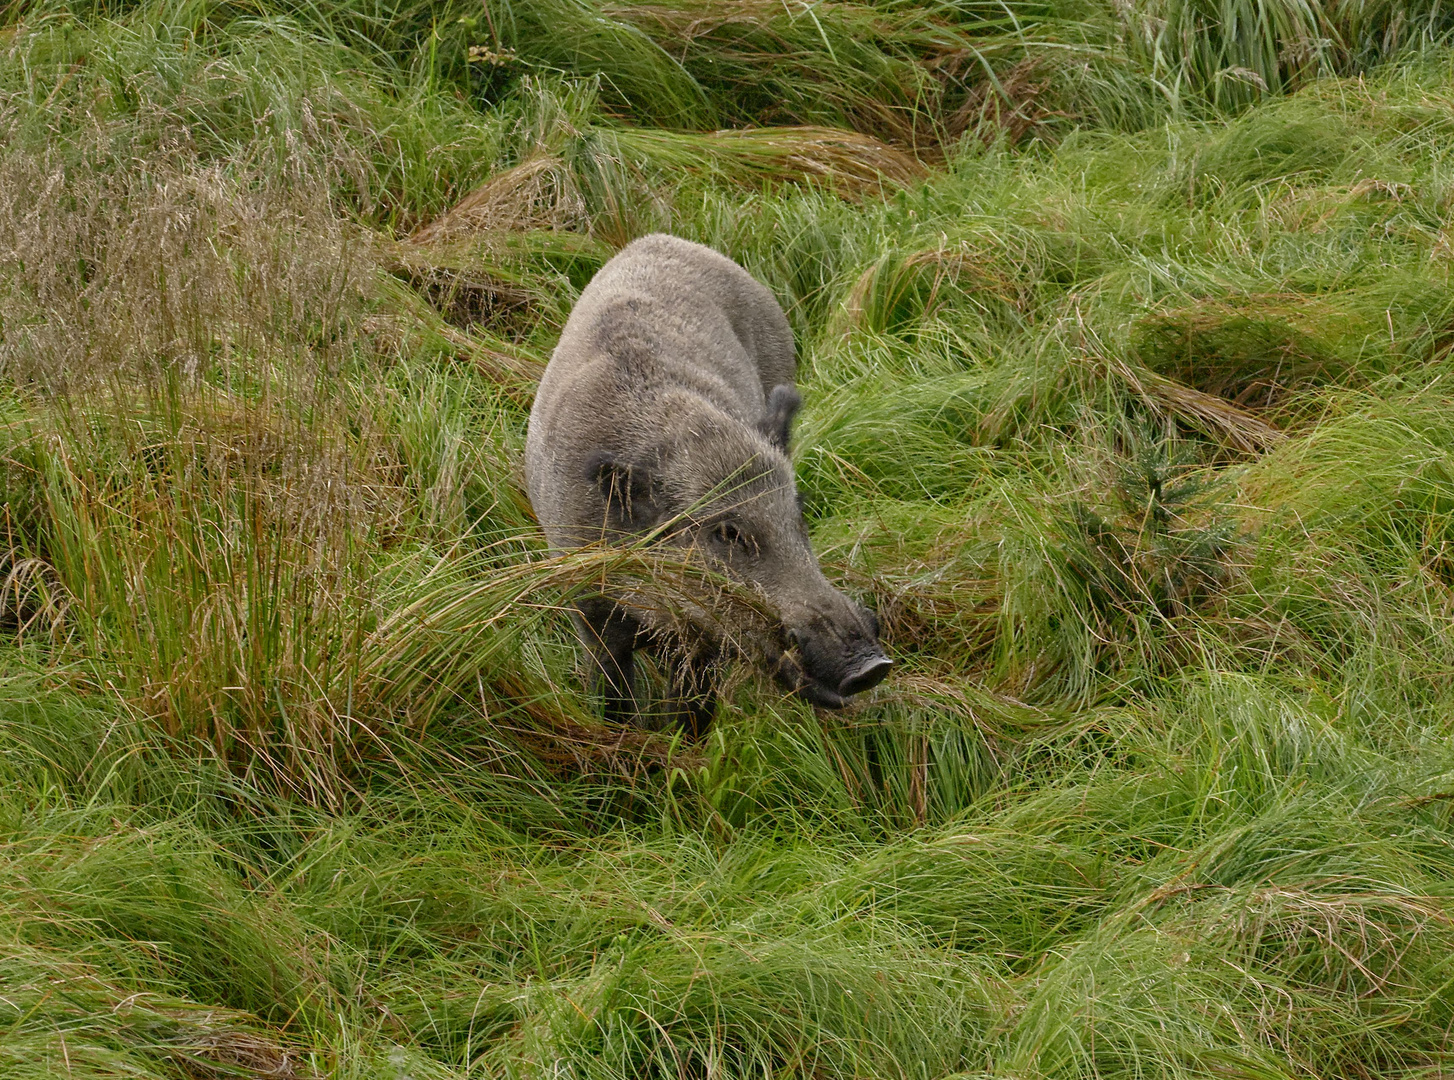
[4,0,1454,1076]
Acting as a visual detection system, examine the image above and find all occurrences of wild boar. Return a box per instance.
[525,233,890,737]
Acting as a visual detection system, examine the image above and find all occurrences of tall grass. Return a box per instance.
[5,0,1454,1076]
[1117,0,1454,112]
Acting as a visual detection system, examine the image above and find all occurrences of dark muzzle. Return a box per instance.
[775,633,892,710]
[838,654,892,698]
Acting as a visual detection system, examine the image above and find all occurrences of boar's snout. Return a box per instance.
[839,653,893,697]
[780,600,891,708]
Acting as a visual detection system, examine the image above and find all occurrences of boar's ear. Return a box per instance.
[758,384,801,453]
[586,451,658,525]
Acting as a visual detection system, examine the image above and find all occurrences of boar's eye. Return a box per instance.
[713,521,752,553]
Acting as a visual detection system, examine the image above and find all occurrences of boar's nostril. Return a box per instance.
[838,655,892,698]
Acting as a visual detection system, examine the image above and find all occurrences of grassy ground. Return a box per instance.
[4,1,1454,1076]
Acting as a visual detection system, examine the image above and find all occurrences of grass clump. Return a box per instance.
[1116,0,1454,112]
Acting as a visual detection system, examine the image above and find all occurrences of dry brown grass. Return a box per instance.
[1108,354,1287,455]
[407,153,591,243]
[948,57,1067,146]
[0,149,373,393]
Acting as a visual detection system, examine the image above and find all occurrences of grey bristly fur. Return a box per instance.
[525,233,889,737]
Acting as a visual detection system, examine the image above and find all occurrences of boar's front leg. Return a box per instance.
[574,596,640,724]
[664,645,721,742]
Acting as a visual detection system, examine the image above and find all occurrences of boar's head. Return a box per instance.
[584,385,891,708]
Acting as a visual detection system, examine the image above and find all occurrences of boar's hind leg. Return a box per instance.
[665,647,721,742]
[574,597,640,724]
